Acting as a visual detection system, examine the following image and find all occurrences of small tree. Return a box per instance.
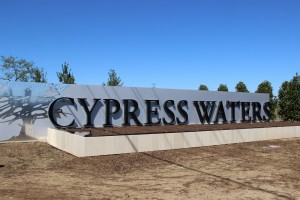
[278,74,300,121]
[0,56,47,82]
[198,84,208,91]
[57,62,75,84]
[217,84,228,91]
[32,67,47,83]
[255,80,276,119]
[278,81,289,119]
[105,69,123,86]
[235,81,249,93]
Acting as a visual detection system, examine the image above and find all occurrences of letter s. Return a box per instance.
[263,102,271,121]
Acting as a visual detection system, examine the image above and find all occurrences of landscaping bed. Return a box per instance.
[66,121,300,136]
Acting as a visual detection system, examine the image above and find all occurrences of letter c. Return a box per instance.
[48,97,75,128]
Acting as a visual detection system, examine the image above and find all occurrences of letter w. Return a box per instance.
[193,101,216,124]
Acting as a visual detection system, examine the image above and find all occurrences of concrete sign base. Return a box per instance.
[47,126,300,157]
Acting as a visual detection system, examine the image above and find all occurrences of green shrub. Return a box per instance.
[278,74,300,121]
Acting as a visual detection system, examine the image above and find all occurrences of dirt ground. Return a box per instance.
[66,121,300,136]
[0,138,300,200]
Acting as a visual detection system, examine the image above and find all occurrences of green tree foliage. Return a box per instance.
[235,81,249,93]
[0,56,47,82]
[32,67,47,83]
[57,62,75,84]
[105,69,123,86]
[255,80,276,119]
[278,74,300,121]
[217,84,228,91]
[198,84,208,91]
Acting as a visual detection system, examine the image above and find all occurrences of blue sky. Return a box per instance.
[0,0,299,94]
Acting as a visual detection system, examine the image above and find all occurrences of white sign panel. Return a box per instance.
[0,82,270,141]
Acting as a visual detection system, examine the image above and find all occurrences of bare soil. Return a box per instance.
[66,121,300,136]
[1,137,300,199]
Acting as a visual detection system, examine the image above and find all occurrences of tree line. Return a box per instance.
[198,74,300,121]
[0,56,122,86]
[1,56,299,121]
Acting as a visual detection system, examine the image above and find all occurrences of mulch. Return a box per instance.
[65,121,300,137]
